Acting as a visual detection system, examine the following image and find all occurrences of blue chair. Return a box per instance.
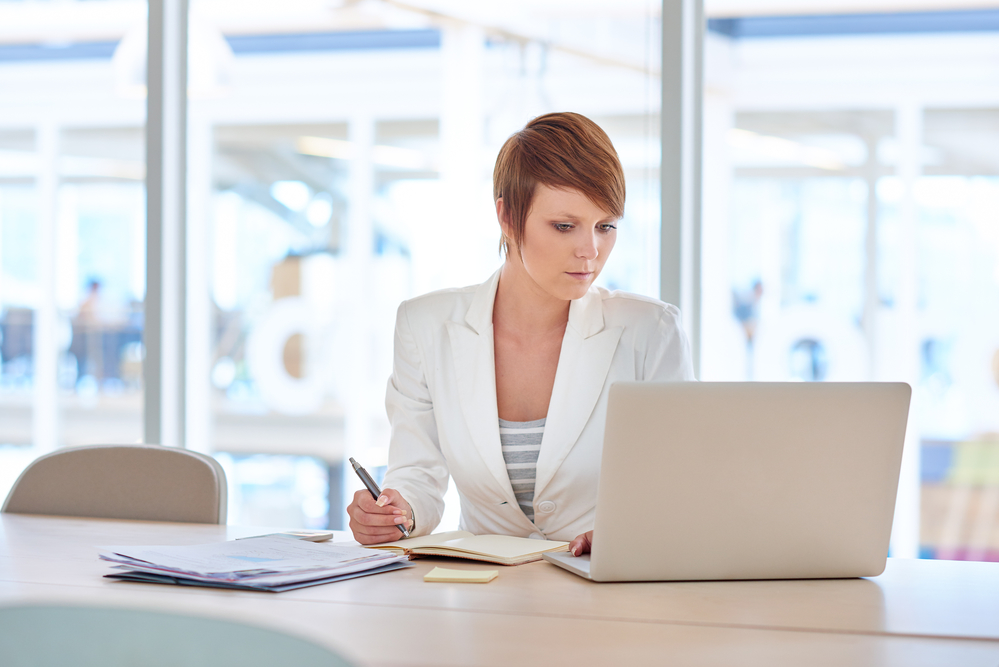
[0,603,354,667]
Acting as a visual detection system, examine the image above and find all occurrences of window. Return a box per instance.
[0,0,664,529]
[0,1,147,496]
[702,11,999,560]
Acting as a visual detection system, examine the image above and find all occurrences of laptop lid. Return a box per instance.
[587,382,910,582]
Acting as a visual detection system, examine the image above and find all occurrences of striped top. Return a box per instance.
[499,417,545,523]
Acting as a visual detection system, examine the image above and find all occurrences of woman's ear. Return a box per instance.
[496,198,515,240]
[495,198,513,257]
[495,198,509,231]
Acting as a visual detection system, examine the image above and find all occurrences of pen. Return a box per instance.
[349,457,410,538]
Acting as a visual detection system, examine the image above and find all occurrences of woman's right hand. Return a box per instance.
[569,530,593,557]
[347,487,414,544]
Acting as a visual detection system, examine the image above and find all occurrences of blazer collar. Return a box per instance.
[466,268,607,341]
[534,319,623,500]
[464,269,501,335]
[566,283,606,340]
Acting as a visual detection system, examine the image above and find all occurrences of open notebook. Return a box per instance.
[365,530,568,566]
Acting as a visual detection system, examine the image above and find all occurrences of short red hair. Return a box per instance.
[493,112,625,255]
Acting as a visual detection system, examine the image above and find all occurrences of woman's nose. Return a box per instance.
[576,232,599,260]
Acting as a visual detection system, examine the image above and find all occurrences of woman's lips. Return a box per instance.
[566,272,593,280]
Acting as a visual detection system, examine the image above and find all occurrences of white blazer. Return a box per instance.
[383,270,695,542]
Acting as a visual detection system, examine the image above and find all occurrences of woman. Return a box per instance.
[347,112,694,556]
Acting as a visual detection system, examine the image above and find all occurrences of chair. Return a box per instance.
[1,444,227,524]
[0,603,354,667]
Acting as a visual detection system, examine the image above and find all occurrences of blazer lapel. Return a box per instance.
[445,271,518,502]
[534,289,623,499]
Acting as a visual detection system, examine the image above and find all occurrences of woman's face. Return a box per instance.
[502,184,618,302]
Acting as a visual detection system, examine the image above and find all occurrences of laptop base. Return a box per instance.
[542,552,592,579]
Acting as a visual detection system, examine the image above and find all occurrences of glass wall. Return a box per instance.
[0,0,147,497]
[701,12,999,560]
[0,0,662,530]
[0,128,39,493]
[189,1,663,528]
[9,1,995,552]
[915,108,999,561]
[59,127,146,445]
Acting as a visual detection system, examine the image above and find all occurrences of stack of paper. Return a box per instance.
[99,536,412,592]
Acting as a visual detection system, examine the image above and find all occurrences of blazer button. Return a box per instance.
[537,500,556,514]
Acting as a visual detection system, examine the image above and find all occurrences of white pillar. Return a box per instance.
[145,0,188,447]
[439,23,485,288]
[341,114,377,527]
[185,113,212,455]
[33,123,60,454]
[661,0,704,377]
[890,102,923,559]
[862,137,880,381]
[699,33,738,382]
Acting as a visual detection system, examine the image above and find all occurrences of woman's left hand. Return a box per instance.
[568,531,593,557]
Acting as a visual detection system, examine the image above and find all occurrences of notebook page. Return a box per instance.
[373,531,474,550]
[432,535,567,559]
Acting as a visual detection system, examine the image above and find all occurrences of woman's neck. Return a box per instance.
[494,258,570,336]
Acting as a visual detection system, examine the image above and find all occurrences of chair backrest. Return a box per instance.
[1,444,227,524]
[0,604,353,667]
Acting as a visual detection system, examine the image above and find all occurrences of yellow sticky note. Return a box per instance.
[423,567,498,583]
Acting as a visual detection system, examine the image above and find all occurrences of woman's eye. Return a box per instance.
[599,224,618,232]
[554,223,573,232]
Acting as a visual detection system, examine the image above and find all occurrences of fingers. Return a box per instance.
[348,509,411,544]
[353,490,401,515]
[376,487,412,513]
[347,489,414,544]
[568,530,593,557]
[349,520,409,545]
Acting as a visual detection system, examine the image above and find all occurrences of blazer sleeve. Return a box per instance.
[644,304,697,382]
[382,300,450,537]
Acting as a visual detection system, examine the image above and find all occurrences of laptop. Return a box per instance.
[544,382,911,582]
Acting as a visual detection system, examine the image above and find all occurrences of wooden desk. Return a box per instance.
[2,515,998,666]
